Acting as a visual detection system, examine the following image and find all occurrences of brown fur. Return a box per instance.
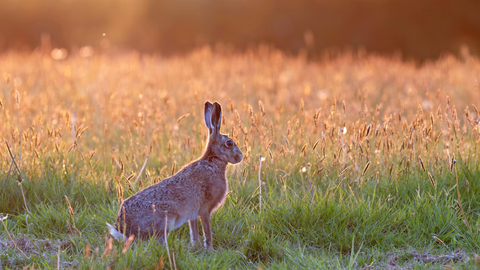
[107,101,243,249]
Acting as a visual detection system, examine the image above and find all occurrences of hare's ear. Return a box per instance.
[211,102,222,136]
[204,101,214,134]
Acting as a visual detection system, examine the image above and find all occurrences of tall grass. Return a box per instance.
[1,47,480,268]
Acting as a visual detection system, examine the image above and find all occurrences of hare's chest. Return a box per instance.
[204,179,228,213]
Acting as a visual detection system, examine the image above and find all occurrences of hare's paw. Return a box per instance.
[188,240,203,252]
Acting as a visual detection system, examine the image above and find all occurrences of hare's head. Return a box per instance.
[203,101,243,164]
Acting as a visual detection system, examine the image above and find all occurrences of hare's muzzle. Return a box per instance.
[232,148,243,164]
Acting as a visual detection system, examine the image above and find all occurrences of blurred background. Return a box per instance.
[1,0,480,61]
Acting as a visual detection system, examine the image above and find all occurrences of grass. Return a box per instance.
[1,46,480,269]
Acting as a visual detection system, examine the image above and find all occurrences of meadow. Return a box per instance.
[1,46,480,269]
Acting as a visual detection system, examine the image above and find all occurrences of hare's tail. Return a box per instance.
[106,222,127,242]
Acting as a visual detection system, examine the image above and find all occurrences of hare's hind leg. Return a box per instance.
[189,219,200,244]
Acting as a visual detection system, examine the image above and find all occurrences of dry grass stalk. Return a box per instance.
[0,213,30,259]
[427,172,436,188]
[336,177,347,188]
[122,234,135,254]
[94,247,99,260]
[108,250,117,270]
[112,154,135,192]
[65,195,81,236]
[57,244,61,270]
[102,237,113,258]
[361,161,371,177]
[67,141,77,154]
[453,159,471,231]
[164,211,173,270]
[116,183,124,203]
[3,153,16,182]
[64,195,75,224]
[15,90,20,108]
[126,173,135,182]
[155,256,165,270]
[171,161,176,177]
[66,220,74,236]
[449,155,455,172]
[301,143,308,157]
[432,235,446,246]
[84,244,91,259]
[122,205,127,229]
[176,113,190,124]
[418,156,426,172]
[312,139,320,151]
[338,165,351,177]
[5,141,30,213]
[172,250,178,270]
[258,154,263,213]
[133,155,149,185]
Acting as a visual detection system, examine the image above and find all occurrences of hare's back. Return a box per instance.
[122,172,204,214]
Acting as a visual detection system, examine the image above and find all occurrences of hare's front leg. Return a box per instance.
[189,219,200,244]
[199,212,212,250]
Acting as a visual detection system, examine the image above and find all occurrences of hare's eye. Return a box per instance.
[225,140,234,148]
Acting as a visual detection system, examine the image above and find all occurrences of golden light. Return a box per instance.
[51,48,68,60]
[79,46,94,58]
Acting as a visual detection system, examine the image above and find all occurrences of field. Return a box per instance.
[1,47,480,269]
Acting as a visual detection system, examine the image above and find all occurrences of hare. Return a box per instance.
[106,101,243,249]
